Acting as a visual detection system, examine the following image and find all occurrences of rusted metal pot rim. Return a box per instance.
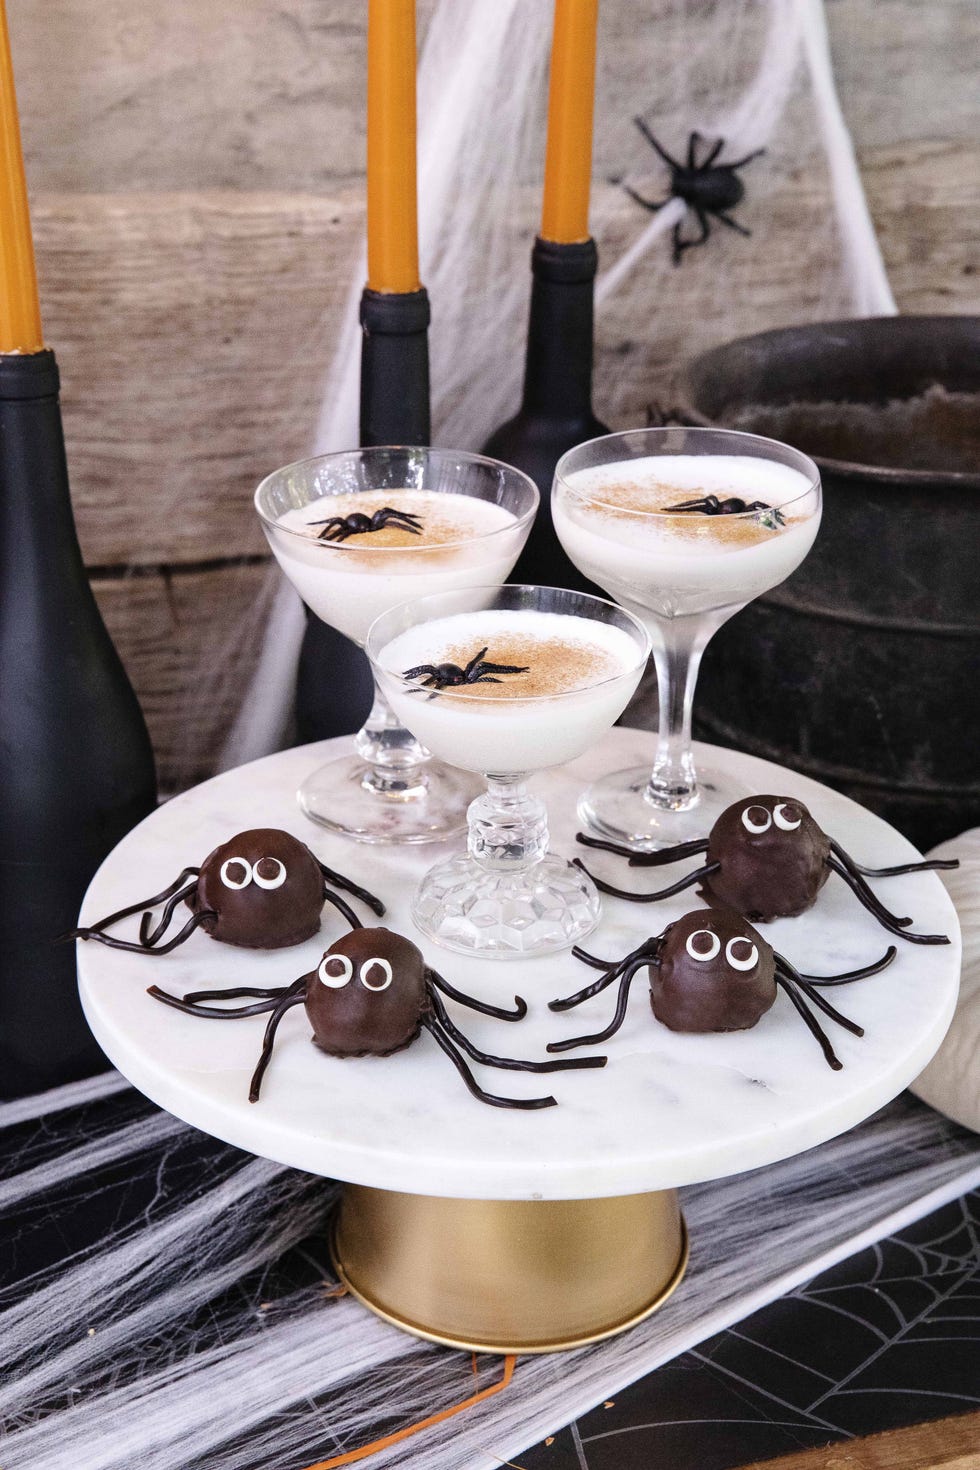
[676,315,980,491]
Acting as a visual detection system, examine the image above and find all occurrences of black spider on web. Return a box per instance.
[620,119,764,265]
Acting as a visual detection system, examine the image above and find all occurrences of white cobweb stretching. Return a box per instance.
[1,1083,976,1470]
[220,0,894,774]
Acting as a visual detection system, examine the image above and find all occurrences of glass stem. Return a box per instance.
[467,775,549,871]
[646,615,718,812]
[354,678,430,800]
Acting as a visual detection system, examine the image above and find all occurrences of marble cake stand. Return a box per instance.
[77,730,961,1353]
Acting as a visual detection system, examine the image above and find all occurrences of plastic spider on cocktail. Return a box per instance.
[148,926,606,1110]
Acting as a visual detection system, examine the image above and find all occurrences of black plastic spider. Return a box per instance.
[666,493,785,528]
[623,120,764,264]
[65,829,385,954]
[310,506,424,543]
[546,907,897,1071]
[403,646,529,691]
[575,796,958,945]
[149,926,606,1110]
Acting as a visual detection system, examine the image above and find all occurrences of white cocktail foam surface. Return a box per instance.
[556,454,821,621]
[379,610,644,774]
[269,493,522,646]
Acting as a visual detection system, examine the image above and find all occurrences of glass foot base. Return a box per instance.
[578,762,753,851]
[298,755,481,845]
[412,852,601,958]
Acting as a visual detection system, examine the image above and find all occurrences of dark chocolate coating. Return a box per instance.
[190,829,325,948]
[702,796,830,921]
[650,908,776,1033]
[303,927,427,1057]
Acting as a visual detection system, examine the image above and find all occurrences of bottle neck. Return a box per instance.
[520,236,598,420]
[359,287,431,447]
[0,350,90,592]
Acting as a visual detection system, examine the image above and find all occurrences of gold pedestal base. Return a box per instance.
[331,1185,688,1354]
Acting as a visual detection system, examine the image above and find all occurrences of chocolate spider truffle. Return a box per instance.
[306,927,427,1057]
[703,796,830,921]
[190,829,333,949]
[67,827,385,955]
[576,794,956,944]
[652,908,776,1032]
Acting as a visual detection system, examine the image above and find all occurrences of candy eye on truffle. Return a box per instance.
[220,857,252,890]
[773,802,802,832]
[741,805,772,835]
[360,957,393,991]
[685,929,721,962]
[253,856,287,890]
[725,937,758,971]
[318,953,353,988]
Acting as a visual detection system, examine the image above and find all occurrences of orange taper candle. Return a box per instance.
[366,0,420,294]
[0,0,42,352]
[540,0,599,244]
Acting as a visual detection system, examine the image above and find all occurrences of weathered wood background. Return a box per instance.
[7,0,979,791]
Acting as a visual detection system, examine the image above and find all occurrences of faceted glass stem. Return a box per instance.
[354,679,430,801]
[467,775,549,871]
[645,611,731,813]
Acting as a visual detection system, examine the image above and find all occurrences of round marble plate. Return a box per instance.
[77,731,960,1200]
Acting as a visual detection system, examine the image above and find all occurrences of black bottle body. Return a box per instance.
[0,351,157,1096]
[295,288,431,740]
[483,237,608,591]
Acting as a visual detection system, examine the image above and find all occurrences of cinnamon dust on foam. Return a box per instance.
[432,635,622,701]
[577,478,801,548]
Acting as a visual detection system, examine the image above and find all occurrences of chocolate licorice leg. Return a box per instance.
[775,958,864,1038]
[829,839,959,879]
[573,856,720,904]
[798,945,897,987]
[65,908,215,955]
[546,960,646,1052]
[321,888,363,932]
[576,833,709,867]
[549,964,622,1013]
[429,991,606,1075]
[148,984,289,1020]
[426,968,527,1022]
[139,879,200,947]
[549,942,657,1012]
[825,857,950,945]
[774,975,842,1071]
[315,861,386,918]
[421,1017,557,1110]
[248,979,308,1102]
[61,867,200,943]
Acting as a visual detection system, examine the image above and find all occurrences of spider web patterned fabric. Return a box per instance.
[221,0,891,771]
[0,1088,977,1470]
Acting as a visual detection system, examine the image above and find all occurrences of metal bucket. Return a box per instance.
[677,316,980,851]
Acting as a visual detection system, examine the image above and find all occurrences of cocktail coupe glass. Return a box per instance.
[255,447,538,843]
[368,585,650,957]
[552,427,822,848]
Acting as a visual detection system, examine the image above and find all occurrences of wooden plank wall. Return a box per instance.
[8,0,980,791]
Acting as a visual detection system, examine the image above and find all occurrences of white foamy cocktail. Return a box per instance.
[368,586,650,958]
[552,429,822,849]
[553,453,820,624]
[270,490,526,646]
[378,609,643,775]
[254,448,537,845]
